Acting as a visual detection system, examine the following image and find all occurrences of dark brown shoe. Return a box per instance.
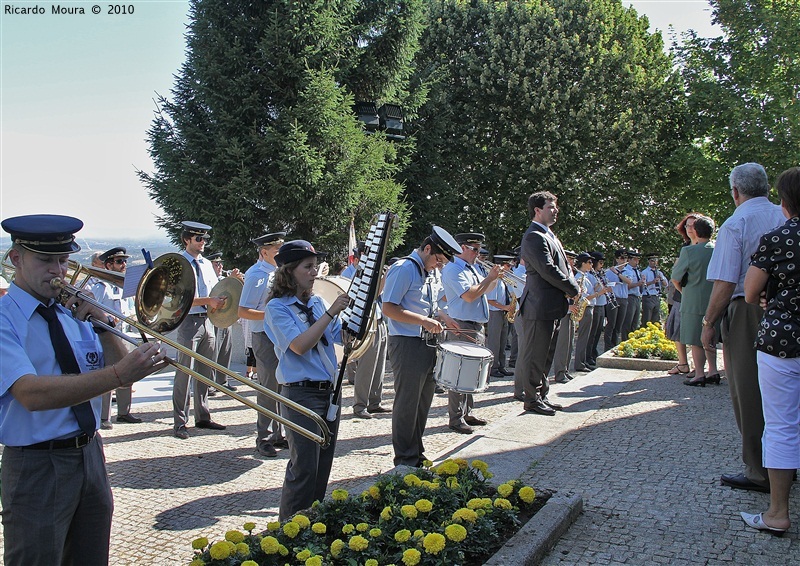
[542,397,563,411]
[195,420,226,430]
[464,415,487,426]
[449,423,474,434]
[524,400,556,416]
[367,406,392,414]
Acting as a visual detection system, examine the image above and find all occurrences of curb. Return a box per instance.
[484,492,583,565]
[596,349,675,371]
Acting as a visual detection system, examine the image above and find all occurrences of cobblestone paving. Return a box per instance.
[3,362,799,564]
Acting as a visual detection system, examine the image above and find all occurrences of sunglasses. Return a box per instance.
[113,258,128,265]
[465,245,480,253]
[194,235,209,243]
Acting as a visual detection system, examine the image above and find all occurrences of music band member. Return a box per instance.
[603,249,633,349]
[487,254,516,379]
[641,254,668,325]
[237,231,288,457]
[621,250,646,339]
[205,252,242,394]
[0,214,166,564]
[382,227,461,466]
[172,221,227,439]
[517,192,580,416]
[441,232,502,434]
[93,246,142,425]
[263,240,350,520]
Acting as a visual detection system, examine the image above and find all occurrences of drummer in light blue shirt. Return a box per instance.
[440,232,503,435]
[263,239,350,521]
[382,226,461,467]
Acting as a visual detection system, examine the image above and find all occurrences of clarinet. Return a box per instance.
[595,268,619,310]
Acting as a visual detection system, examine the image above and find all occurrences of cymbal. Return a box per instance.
[209,276,243,328]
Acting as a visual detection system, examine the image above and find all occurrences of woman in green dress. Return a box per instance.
[671,214,720,386]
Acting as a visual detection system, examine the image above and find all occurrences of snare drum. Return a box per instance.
[433,341,494,394]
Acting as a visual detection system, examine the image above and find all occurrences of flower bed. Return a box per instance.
[596,322,678,371]
[188,459,545,566]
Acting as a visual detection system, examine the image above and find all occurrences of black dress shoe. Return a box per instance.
[464,415,487,426]
[449,423,474,434]
[174,428,189,440]
[195,420,226,430]
[508,362,516,368]
[257,443,277,457]
[524,400,556,416]
[367,406,392,414]
[542,397,563,411]
[435,385,446,394]
[554,374,569,384]
[706,373,722,385]
[273,439,289,449]
[490,370,505,378]
[353,409,373,419]
[500,368,514,376]
[564,372,576,380]
[684,376,706,387]
[721,473,770,493]
[116,413,142,424]
[574,366,591,373]
[513,394,525,402]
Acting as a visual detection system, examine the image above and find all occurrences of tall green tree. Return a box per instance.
[676,0,800,220]
[402,0,688,257]
[139,0,424,266]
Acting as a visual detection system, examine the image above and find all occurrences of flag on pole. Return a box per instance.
[347,217,357,265]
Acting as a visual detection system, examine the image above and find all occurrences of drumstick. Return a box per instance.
[440,326,481,344]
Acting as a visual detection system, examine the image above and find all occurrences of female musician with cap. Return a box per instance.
[263,240,350,520]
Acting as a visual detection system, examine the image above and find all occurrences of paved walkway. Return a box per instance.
[1,358,798,564]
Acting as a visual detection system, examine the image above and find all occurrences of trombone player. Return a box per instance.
[0,214,167,564]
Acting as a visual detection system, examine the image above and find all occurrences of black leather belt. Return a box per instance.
[282,380,332,390]
[25,433,94,450]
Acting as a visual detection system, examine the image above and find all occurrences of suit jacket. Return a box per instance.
[519,222,580,321]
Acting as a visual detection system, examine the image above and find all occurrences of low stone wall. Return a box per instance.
[595,349,676,371]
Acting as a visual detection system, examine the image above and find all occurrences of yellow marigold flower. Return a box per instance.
[380,506,393,521]
[305,557,322,566]
[369,528,382,537]
[267,521,281,531]
[415,499,433,513]
[497,483,514,498]
[191,537,209,550]
[342,523,355,534]
[477,509,486,517]
[366,560,379,566]
[260,536,280,555]
[401,504,418,519]
[225,530,245,544]
[243,522,256,532]
[413,529,424,539]
[278,544,288,556]
[466,498,484,510]
[349,535,369,551]
[282,521,300,538]
[356,522,369,532]
[494,497,512,509]
[454,458,468,469]
[446,477,459,488]
[484,471,494,479]
[445,523,467,542]
[331,489,349,501]
[369,485,381,499]
[312,522,327,534]
[435,460,459,476]
[404,473,422,486]
[189,560,205,566]
[209,541,232,560]
[402,548,422,566]
[241,561,258,566]
[330,539,345,558]
[296,549,311,561]
[235,542,250,556]
[471,459,489,473]
[293,514,310,529]
[430,481,441,490]
[394,529,411,542]
[422,459,433,468]
[518,486,536,504]
[423,532,446,555]
[420,480,433,489]
[452,508,478,523]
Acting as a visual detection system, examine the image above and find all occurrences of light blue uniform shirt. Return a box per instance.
[628,266,643,297]
[238,260,276,334]
[580,271,598,306]
[706,196,785,298]
[340,263,357,280]
[487,279,510,312]
[0,284,104,446]
[441,256,490,323]
[512,264,526,299]
[642,267,666,296]
[607,265,630,299]
[591,271,607,306]
[382,251,442,337]
[264,294,341,385]
[181,250,219,315]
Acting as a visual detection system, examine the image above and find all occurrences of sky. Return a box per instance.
[1,1,721,239]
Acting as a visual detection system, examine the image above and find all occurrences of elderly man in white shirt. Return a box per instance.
[702,163,786,493]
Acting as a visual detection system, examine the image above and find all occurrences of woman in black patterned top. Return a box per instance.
[740,167,800,535]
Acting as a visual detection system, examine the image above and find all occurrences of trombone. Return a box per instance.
[1,253,332,448]
[476,258,525,292]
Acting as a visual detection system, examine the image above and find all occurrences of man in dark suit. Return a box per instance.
[517,191,580,415]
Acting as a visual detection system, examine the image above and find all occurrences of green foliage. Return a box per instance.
[675,0,800,218]
[402,0,688,258]
[139,0,424,267]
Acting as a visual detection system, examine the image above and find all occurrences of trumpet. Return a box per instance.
[1,253,333,447]
[476,259,525,292]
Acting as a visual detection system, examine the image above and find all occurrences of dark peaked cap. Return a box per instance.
[252,232,286,246]
[99,247,130,263]
[1,214,83,254]
[181,221,212,235]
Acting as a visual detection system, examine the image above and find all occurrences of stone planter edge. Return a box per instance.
[595,348,676,371]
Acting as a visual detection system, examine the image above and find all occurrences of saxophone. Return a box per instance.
[506,293,517,324]
[570,272,589,324]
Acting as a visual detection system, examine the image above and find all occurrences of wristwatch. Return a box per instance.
[702,316,712,328]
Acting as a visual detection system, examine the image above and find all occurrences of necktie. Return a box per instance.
[295,303,329,346]
[193,259,208,298]
[466,264,489,320]
[36,304,97,436]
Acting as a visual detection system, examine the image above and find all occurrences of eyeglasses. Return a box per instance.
[194,235,209,243]
[113,258,128,265]
[465,245,480,253]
